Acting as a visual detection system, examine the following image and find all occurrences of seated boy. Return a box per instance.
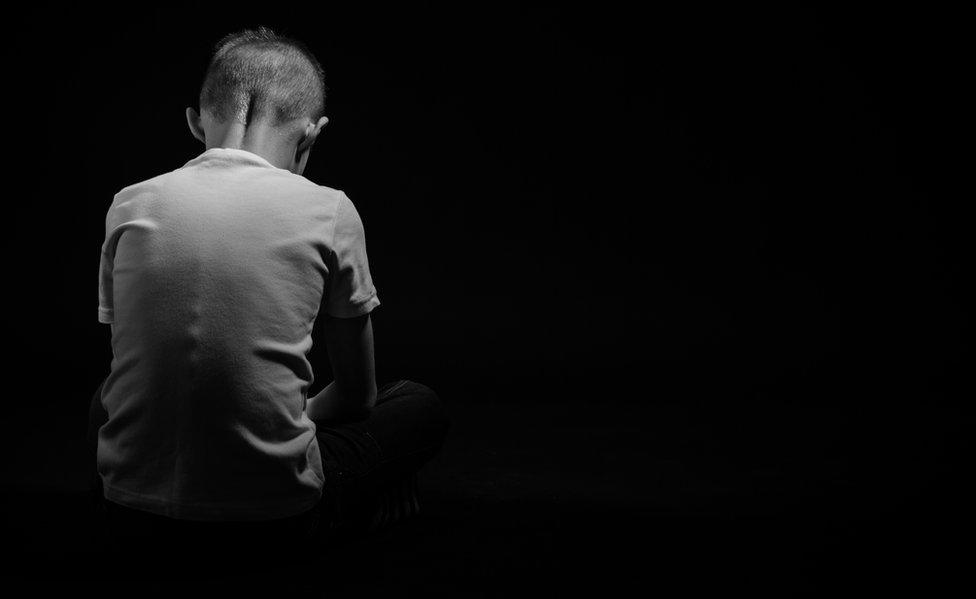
[88,27,450,547]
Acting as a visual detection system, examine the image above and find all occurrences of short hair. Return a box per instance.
[199,27,326,125]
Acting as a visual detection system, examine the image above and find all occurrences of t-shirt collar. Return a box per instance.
[183,147,283,170]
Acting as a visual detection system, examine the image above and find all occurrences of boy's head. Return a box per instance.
[186,27,330,174]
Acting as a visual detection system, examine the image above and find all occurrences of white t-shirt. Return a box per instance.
[96,147,380,521]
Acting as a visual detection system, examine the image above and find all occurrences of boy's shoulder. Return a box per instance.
[109,159,347,208]
[111,168,178,201]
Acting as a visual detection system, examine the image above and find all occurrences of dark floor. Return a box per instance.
[2,391,970,595]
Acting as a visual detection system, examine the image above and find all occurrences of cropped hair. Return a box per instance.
[199,27,326,125]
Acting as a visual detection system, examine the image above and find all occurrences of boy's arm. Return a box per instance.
[306,312,377,424]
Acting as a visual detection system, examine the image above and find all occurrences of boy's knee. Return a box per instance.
[399,379,435,398]
[398,380,451,437]
[382,379,435,403]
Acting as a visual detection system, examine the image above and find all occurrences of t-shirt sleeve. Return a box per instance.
[324,192,380,318]
[97,213,116,324]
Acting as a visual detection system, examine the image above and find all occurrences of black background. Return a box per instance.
[6,3,971,590]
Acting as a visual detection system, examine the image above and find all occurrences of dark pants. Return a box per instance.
[87,378,450,552]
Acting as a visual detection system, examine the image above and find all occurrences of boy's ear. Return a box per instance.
[186,107,207,144]
[297,116,329,153]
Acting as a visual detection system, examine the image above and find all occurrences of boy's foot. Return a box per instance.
[320,473,422,540]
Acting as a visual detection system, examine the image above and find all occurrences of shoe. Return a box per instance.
[365,473,421,533]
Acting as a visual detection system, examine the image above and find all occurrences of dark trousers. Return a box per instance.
[87,378,450,552]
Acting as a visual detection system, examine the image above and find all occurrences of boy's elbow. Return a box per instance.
[363,383,378,410]
[335,390,374,423]
[342,382,377,413]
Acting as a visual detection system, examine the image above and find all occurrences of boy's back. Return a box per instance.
[97,147,379,520]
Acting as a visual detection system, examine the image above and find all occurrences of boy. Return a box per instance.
[89,27,449,544]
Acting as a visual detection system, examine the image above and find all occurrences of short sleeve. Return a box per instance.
[98,209,115,324]
[98,222,116,324]
[324,192,380,318]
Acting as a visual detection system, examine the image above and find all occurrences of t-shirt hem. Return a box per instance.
[102,482,323,522]
[327,294,380,318]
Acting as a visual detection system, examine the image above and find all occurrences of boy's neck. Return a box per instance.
[205,119,295,170]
